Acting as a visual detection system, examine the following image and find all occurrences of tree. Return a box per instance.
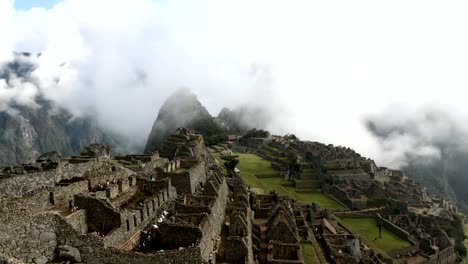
[241,128,270,139]
[221,155,239,177]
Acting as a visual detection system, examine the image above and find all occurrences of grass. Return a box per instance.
[338,217,411,252]
[301,243,319,264]
[234,153,344,209]
[210,150,334,262]
[301,228,327,264]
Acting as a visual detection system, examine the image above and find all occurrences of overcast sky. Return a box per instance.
[2,0,468,167]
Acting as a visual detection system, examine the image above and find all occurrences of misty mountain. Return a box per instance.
[0,53,128,165]
[145,89,272,153]
[215,106,272,133]
[0,101,125,165]
[144,88,215,153]
[365,109,468,213]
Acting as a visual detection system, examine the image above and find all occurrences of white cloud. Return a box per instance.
[1,0,468,164]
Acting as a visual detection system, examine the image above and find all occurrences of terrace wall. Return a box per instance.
[376,214,416,244]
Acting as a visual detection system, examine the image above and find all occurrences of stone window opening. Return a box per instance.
[49,192,55,205]
[152,200,155,211]
[126,220,130,231]
[140,210,144,221]
[146,204,150,216]
[134,215,137,227]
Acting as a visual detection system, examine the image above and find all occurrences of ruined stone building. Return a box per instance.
[2,128,307,264]
[0,129,233,264]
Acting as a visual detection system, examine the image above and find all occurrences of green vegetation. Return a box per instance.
[220,155,239,177]
[301,243,317,264]
[234,153,343,209]
[241,128,270,139]
[189,118,228,146]
[337,217,411,252]
[301,243,323,264]
[301,229,327,264]
[367,197,398,208]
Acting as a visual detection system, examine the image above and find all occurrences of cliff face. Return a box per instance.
[0,101,121,165]
[144,89,213,153]
[0,53,124,165]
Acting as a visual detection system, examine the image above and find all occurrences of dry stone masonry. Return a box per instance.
[0,129,465,264]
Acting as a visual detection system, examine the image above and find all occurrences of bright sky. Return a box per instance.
[14,0,60,10]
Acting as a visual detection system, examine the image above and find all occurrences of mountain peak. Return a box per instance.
[144,89,212,153]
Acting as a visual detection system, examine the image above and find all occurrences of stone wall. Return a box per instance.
[198,178,229,262]
[65,209,88,235]
[0,171,56,198]
[158,160,206,195]
[53,180,89,205]
[223,237,249,263]
[0,161,131,200]
[329,186,353,209]
[238,138,269,150]
[53,212,204,264]
[158,171,192,194]
[0,191,52,224]
[74,195,121,233]
[0,213,58,264]
[189,160,207,194]
[376,214,416,244]
[157,223,202,248]
[267,242,302,263]
[104,194,163,249]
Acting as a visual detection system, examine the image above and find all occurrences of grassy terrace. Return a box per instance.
[337,217,411,254]
[235,154,343,209]
[210,148,333,263]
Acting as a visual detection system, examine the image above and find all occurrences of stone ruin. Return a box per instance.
[0,129,274,264]
[231,133,464,263]
[0,128,464,264]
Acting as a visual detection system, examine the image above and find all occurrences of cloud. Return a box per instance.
[1,0,468,164]
[364,105,468,167]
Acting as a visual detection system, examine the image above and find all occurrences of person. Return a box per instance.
[68,197,73,209]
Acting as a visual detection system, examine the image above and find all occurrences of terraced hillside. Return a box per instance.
[257,141,346,207]
[208,146,331,263]
[209,144,343,209]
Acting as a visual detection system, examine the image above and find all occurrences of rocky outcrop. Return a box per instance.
[144,89,214,153]
[56,245,81,263]
[80,144,110,158]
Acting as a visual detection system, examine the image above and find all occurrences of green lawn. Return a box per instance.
[338,217,411,252]
[234,153,343,209]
